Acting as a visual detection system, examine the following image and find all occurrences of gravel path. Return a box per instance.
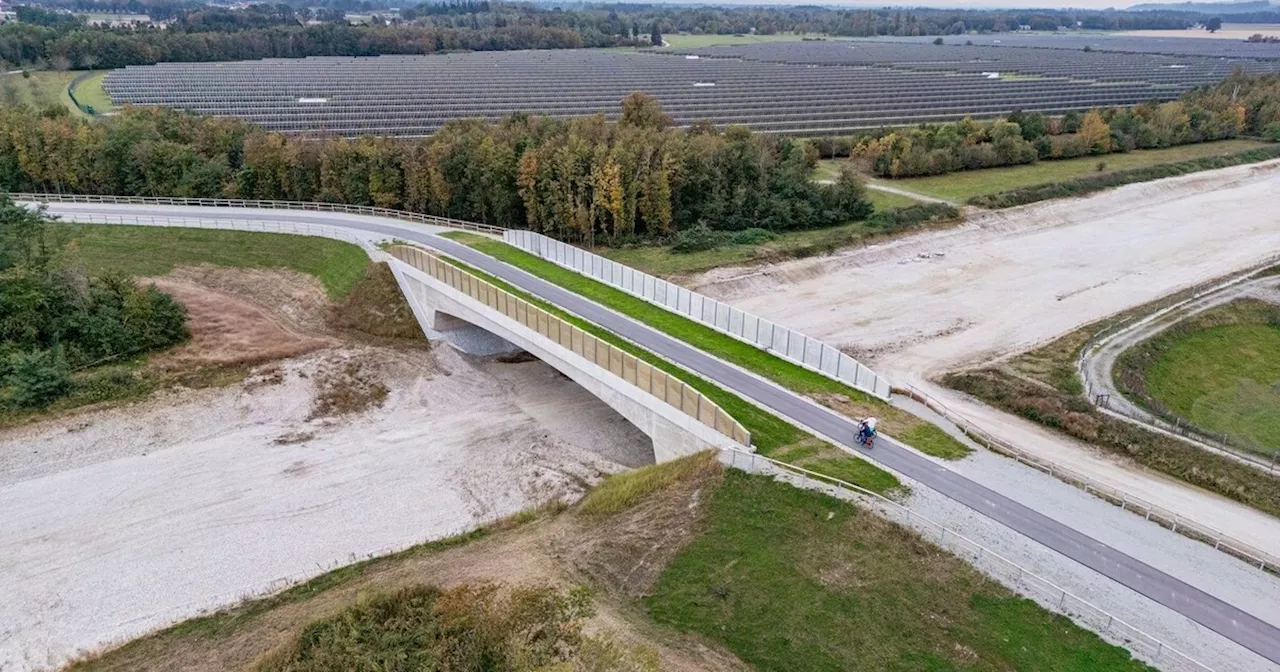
[1079,274,1280,471]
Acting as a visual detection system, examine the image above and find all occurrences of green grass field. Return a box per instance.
[851,139,1272,203]
[442,234,971,464]
[71,71,115,114]
[662,32,835,48]
[63,224,370,299]
[647,468,1151,672]
[1145,322,1280,455]
[1,70,113,117]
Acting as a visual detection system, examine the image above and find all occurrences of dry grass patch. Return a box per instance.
[308,357,390,420]
[327,262,427,342]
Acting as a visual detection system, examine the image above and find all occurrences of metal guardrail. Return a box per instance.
[503,229,894,401]
[720,446,1212,672]
[896,383,1280,577]
[9,192,508,236]
[390,245,752,448]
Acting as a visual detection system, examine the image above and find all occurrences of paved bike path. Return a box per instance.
[49,204,1280,665]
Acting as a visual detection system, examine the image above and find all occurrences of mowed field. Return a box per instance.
[0,70,114,117]
[818,139,1274,204]
[1143,301,1280,455]
[64,224,369,299]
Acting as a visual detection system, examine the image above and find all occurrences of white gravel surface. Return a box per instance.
[0,346,650,672]
[690,160,1280,561]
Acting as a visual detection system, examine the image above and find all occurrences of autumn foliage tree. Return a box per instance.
[0,96,872,244]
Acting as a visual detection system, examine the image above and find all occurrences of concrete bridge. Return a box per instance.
[386,245,750,464]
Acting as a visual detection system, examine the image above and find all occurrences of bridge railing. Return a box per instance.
[389,245,752,448]
[503,229,893,401]
[9,192,508,236]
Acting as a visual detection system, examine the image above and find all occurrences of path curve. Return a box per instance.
[1079,274,1280,472]
[33,202,1280,667]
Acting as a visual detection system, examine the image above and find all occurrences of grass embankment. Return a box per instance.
[69,71,115,114]
[430,242,904,495]
[649,467,1151,672]
[1116,299,1280,456]
[72,453,1150,672]
[66,224,369,299]
[943,304,1280,519]
[820,139,1272,204]
[442,233,971,462]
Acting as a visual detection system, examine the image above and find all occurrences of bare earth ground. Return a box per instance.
[68,460,747,672]
[688,159,1280,556]
[0,268,659,672]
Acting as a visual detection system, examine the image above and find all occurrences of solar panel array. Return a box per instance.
[103,39,1280,137]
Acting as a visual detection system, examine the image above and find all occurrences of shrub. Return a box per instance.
[729,228,779,245]
[1096,161,1107,172]
[670,224,726,253]
[866,203,961,233]
[5,349,71,409]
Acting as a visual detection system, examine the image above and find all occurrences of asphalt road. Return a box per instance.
[47,204,1280,666]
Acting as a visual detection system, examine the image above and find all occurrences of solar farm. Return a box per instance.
[103,37,1280,137]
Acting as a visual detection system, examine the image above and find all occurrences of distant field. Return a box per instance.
[1119,25,1280,40]
[1,71,80,115]
[845,139,1272,203]
[662,32,834,48]
[0,70,113,117]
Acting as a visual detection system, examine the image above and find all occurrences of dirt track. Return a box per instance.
[689,159,1280,554]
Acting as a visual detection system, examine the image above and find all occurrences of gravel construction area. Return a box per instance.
[0,346,651,672]
[690,160,1280,560]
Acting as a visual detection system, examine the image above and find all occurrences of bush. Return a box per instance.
[729,228,779,245]
[866,203,961,233]
[1096,161,1107,172]
[670,224,727,253]
[5,349,71,409]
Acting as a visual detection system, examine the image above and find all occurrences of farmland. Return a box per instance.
[102,38,1280,137]
[820,139,1275,204]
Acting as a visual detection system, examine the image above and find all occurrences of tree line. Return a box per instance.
[0,197,188,409]
[0,93,872,244]
[852,73,1279,179]
[5,1,1277,70]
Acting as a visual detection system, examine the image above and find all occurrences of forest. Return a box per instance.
[0,94,871,244]
[3,0,1271,70]
[853,72,1280,178]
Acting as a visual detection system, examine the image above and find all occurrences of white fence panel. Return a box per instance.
[502,229,892,400]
